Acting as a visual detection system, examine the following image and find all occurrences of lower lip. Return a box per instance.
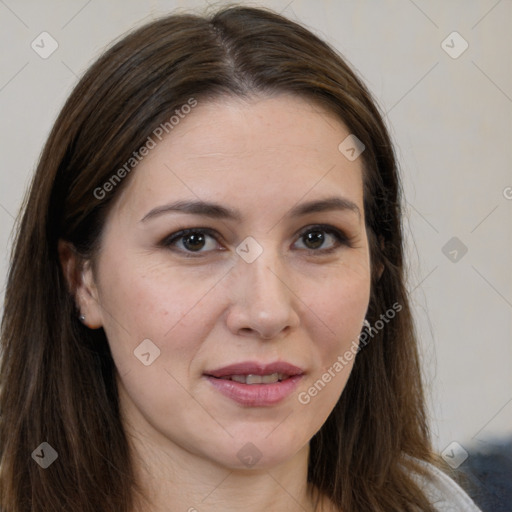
[205,375,303,406]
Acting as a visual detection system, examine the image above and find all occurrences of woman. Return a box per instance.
[0,6,481,512]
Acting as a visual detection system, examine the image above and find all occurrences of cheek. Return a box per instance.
[95,255,227,378]
[304,262,370,344]
[96,262,226,437]
[297,263,370,406]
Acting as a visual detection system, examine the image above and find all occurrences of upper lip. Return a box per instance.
[204,361,305,378]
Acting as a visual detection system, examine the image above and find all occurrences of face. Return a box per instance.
[77,94,371,470]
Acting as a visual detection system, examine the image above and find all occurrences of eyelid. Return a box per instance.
[159,223,353,256]
[294,223,353,250]
[160,227,225,254]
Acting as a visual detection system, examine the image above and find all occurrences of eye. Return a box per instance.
[293,225,350,252]
[161,228,222,254]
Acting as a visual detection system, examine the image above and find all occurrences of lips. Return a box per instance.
[206,361,303,376]
[204,361,304,406]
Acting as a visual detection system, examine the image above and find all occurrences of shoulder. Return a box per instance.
[411,459,482,511]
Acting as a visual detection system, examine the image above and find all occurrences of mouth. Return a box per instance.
[214,372,291,385]
[204,361,304,406]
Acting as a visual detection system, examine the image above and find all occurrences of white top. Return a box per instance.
[415,460,482,511]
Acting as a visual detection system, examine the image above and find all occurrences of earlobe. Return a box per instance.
[77,262,104,329]
[58,240,104,329]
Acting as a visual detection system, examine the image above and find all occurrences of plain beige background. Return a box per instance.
[0,0,511,460]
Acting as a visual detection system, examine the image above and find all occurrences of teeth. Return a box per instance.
[261,373,280,384]
[231,375,248,383]
[246,374,265,385]
[226,372,288,384]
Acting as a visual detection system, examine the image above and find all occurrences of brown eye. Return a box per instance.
[303,230,325,249]
[162,228,221,255]
[293,225,349,252]
[181,232,206,251]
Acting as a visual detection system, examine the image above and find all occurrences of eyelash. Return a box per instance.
[160,224,352,257]
[295,224,352,253]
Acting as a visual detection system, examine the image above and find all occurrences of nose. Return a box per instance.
[225,250,300,340]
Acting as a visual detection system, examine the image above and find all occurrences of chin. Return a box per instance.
[204,429,309,472]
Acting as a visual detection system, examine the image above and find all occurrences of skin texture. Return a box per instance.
[64,94,372,511]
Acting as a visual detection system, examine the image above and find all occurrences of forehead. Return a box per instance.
[112,94,365,221]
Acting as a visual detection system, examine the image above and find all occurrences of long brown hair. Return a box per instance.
[1,6,437,511]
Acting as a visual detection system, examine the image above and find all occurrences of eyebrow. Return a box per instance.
[288,197,361,219]
[140,200,241,222]
[140,196,361,223]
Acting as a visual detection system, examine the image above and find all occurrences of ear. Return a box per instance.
[58,240,104,329]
